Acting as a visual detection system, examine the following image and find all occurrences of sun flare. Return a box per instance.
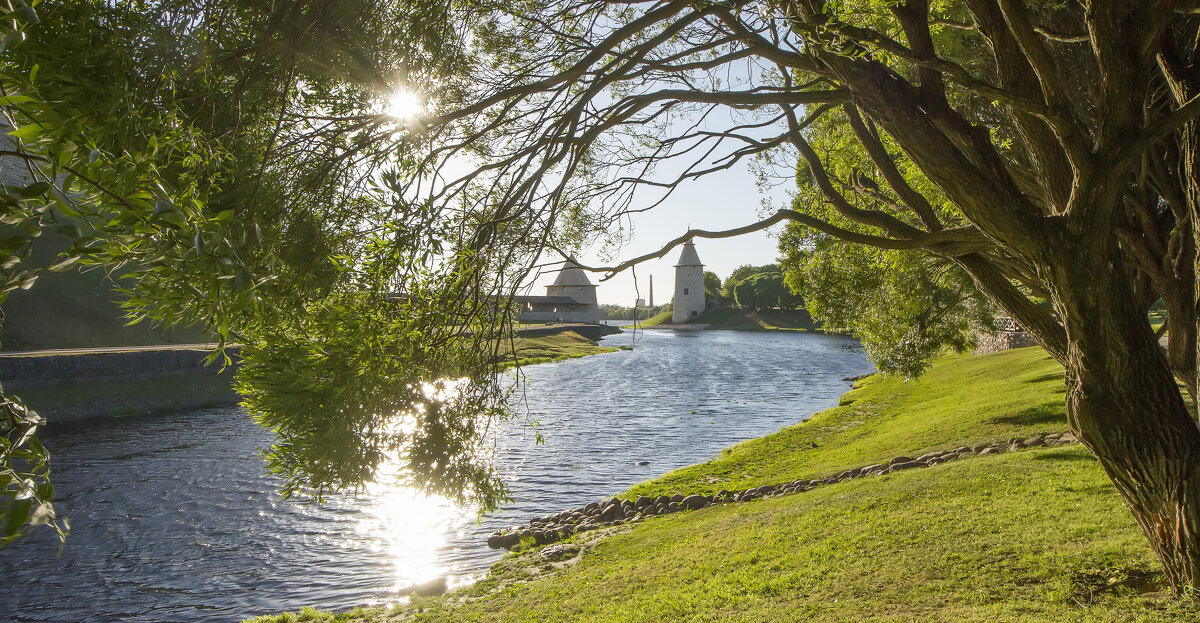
[385,88,424,120]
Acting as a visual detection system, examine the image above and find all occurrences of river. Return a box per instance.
[2,328,869,622]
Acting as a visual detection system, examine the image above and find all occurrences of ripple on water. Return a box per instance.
[3,330,868,622]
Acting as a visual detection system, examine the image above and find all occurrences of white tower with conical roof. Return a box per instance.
[544,259,599,323]
[672,240,706,323]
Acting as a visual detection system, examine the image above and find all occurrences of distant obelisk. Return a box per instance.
[649,275,654,308]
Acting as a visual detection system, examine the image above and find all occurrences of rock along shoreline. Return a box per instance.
[487,431,1079,550]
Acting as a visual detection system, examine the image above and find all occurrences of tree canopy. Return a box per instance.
[0,0,507,544]
[721,264,772,298]
[703,270,722,299]
[4,0,1200,594]
[723,265,804,312]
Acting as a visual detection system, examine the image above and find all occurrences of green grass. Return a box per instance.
[1149,310,1167,336]
[696,307,820,332]
[627,310,673,329]
[18,372,237,421]
[626,347,1066,498]
[500,330,620,368]
[628,308,821,331]
[247,347,1195,622]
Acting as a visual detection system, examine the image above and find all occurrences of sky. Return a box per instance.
[528,160,795,307]
[515,46,796,306]
[396,40,799,306]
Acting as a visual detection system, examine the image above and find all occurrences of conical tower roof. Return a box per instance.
[674,240,703,267]
[551,259,595,287]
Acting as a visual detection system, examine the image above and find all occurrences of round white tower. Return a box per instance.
[672,240,706,324]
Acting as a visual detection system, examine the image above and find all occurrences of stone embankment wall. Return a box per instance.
[517,324,622,341]
[0,346,240,423]
[974,330,1037,354]
[0,346,239,389]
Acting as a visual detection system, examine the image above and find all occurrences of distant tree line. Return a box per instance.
[597,302,669,320]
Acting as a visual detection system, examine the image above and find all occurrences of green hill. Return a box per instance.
[1,230,203,351]
[627,308,819,331]
[627,310,673,329]
[696,307,819,331]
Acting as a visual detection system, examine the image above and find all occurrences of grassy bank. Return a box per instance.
[695,307,819,331]
[248,347,1194,622]
[626,347,1064,497]
[1,230,204,350]
[628,307,820,331]
[500,329,624,368]
[627,310,673,329]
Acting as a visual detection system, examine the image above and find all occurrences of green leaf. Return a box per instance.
[88,148,100,164]
[14,5,39,25]
[14,181,49,198]
[47,255,80,272]
[54,222,82,238]
[9,124,44,141]
[1,498,32,537]
[233,269,254,292]
[28,502,54,526]
[0,29,23,54]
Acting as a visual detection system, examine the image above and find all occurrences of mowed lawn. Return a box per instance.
[248,348,1197,622]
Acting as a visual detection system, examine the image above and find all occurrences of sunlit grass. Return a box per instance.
[627,346,1066,498]
[696,307,820,331]
[627,310,672,329]
[497,330,620,368]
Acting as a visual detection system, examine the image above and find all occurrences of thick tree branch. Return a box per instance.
[844,105,942,230]
[1118,92,1200,169]
[561,208,989,282]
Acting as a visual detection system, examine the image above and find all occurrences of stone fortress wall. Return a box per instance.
[973,317,1038,354]
[0,346,239,423]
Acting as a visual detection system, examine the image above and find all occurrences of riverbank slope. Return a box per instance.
[629,307,818,331]
[501,324,625,367]
[248,347,1193,622]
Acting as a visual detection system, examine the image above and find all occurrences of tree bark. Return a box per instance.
[1045,242,1200,591]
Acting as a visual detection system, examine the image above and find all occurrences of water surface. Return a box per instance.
[3,329,869,622]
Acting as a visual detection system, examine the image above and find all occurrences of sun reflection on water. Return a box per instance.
[355,477,475,594]
[352,377,484,597]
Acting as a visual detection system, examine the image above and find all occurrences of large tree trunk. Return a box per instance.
[1047,244,1200,591]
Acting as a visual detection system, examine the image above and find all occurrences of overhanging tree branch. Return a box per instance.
[557,208,989,282]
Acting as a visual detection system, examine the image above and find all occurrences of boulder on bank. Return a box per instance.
[399,576,448,597]
[486,432,1081,551]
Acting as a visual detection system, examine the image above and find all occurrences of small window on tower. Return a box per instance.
[691,310,697,316]
[683,288,689,295]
